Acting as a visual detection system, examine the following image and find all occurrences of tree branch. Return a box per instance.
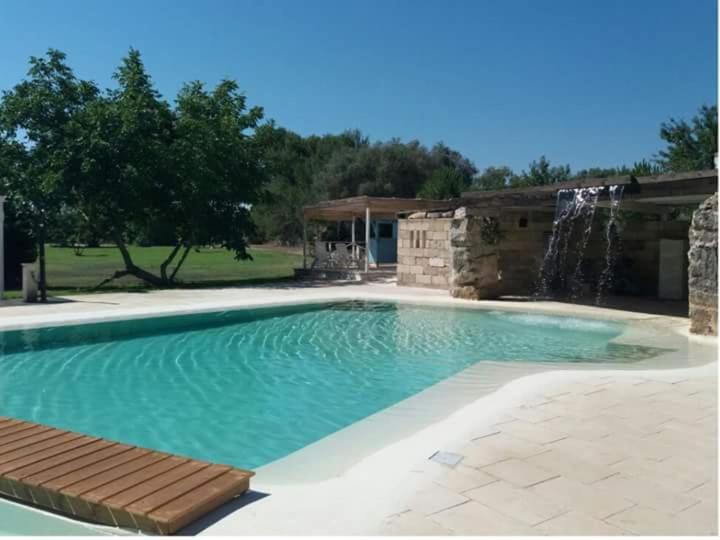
[169,244,192,282]
[92,269,131,291]
[160,243,182,282]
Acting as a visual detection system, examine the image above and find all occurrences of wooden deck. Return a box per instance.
[0,416,254,534]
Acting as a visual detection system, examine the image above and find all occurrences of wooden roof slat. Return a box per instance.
[0,417,255,534]
[303,196,455,221]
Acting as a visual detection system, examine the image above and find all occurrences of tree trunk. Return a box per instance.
[169,245,192,282]
[160,244,182,282]
[112,234,165,287]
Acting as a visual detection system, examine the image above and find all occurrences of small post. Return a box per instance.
[0,196,5,300]
[351,216,356,260]
[365,206,370,273]
[302,217,308,269]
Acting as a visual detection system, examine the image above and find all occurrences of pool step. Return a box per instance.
[0,416,254,534]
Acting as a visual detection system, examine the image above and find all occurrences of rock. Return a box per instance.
[688,194,718,335]
[408,211,427,219]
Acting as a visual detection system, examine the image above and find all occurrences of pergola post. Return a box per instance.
[351,216,356,261]
[0,196,4,299]
[302,217,308,270]
[365,206,370,272]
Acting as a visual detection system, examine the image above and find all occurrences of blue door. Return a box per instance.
[368,220,398,264]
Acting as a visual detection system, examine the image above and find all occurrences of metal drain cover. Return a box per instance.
[429,451,463,467]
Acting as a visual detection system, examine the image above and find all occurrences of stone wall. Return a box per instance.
[397,212,452,289]
[449,209,501,299]
[688,194,718,335]
[497,210,553,295]
[397,203,702,302]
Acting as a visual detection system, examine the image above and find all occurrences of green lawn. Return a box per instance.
[6,245,303,297]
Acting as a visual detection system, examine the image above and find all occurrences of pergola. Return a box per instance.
[302,196,452,272]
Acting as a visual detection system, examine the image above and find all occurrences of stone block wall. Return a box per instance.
[688,194,718,335]
[397,213,452,289]
[449,210,501,299]
[497,210,553,295]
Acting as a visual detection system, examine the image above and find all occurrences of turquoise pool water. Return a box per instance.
[0,301,649,470]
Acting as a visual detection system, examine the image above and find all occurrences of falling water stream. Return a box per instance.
[535,185,623,303]
[596,185,624,304]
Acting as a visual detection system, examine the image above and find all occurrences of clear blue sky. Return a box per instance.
[1,0,716,172]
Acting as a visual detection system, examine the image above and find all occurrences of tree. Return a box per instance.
[0,49,97,301]
[70,50,267,287]
[161,79,266,281]
[251,124,315,245]
[418,166,468,199]
[514,155,571,187]
[657,105,717,172]
[67,48,174,286]
[470,165,518,191]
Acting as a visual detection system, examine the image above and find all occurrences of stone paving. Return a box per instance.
[379,368,718,536]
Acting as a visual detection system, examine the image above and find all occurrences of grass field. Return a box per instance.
[6,245,303,298]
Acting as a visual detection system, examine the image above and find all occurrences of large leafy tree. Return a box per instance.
[71,50,267,286]
[68,49,174,286]
[163,79,266,280]
[0,49,97,301]
[657,105,717,172]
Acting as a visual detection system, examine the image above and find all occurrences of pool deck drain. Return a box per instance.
[0,417,254,534]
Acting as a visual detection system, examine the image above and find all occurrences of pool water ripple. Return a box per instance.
[0,301,665,469]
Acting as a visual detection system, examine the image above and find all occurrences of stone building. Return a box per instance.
[301,170,717,333]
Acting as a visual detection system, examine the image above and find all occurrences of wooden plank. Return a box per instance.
[0,419,26,432]
[0,417,255,534]
[103,461,210,529]
[23,443,132,487]
[124,464,231,516]
[102,460,208,509]
[0,436,99,477]
[42,447,149,492]
[0,424,53,444]
[6,439,113,481]
[0,432,82,465]
[147,469,252,534]
[60,452,170,498]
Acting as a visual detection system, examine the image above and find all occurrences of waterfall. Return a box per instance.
[596,185,624,304]
[534,187,601,299]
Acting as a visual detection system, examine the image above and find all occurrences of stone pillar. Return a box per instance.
[449,208,501,300]
[688,193,718,335]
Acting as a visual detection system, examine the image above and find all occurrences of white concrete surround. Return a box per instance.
[0,282,717,535]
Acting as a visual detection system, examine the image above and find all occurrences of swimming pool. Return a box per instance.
[0,301,656,470]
